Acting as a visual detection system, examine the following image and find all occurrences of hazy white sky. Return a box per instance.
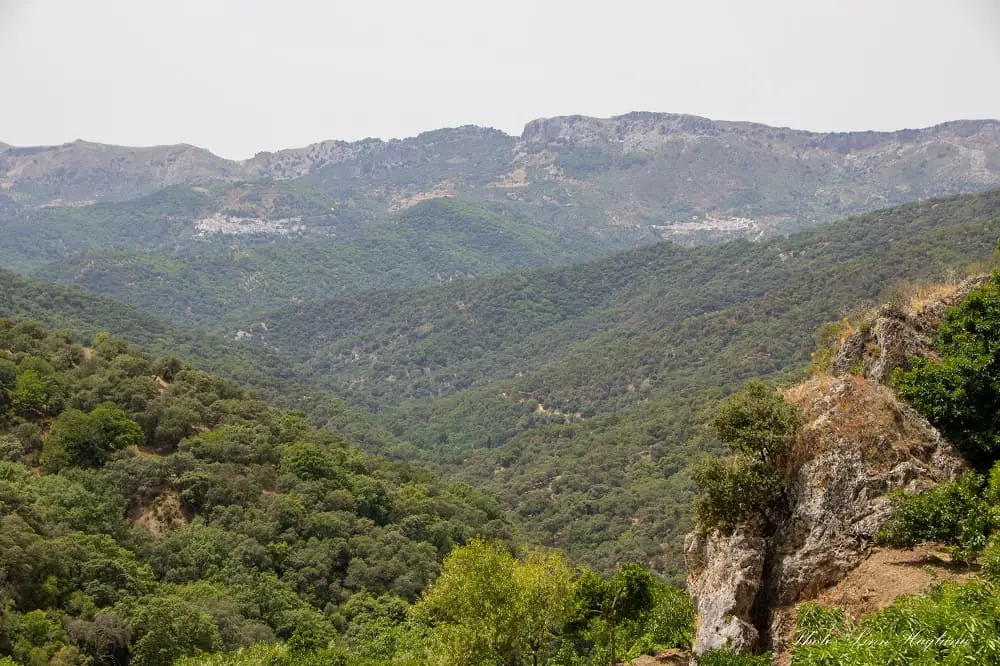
[1,0,998,159]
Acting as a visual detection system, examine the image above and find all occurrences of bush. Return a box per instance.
[791,581,1000,665]
[692,457,783,532]
[808,318,851,375]
[877,469,997,563]
[895,273,1000,467]
[713,380,799,466]
[0,434,23,461]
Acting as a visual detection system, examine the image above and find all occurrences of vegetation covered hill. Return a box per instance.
[181,189,996,575]
[0,320,700,666]
[244,191,1000,416]
[31,199,634,325]
[4,191,1000,577]
[0,320,508,663]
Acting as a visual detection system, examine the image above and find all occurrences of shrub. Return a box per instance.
[693,381,799,531]
[713,380,799,466]
[808,318,851,375]
[895,273,1000,467]
[692,457,783,532]
[791,580,1000,665]
[877,469,997,563]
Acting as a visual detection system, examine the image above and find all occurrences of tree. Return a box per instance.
[712,380,799,466]
[692,456,783,532]
[574,564,654,666]
[117,596,220,666]
[617,580,695,655]
[42,404,144,470]
[895,273,1000,468]
[413,540,576,666]
[693,381,799,531]
[414,539,520,665]
[514,549,575,666]
[11,370,52,418]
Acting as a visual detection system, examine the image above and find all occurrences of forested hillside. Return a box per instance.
[233,190,1000,572]
[4,191,999,577]
[0,320,504,662]
[31,199,634,325]
[0,320,697,666]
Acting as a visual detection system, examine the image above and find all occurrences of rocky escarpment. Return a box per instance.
[520,112,1000,157]
[685,284,977,657]
[832,275,989,383]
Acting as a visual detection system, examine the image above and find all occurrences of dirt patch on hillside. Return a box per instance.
[770,546,977,665]
[630,648,690,665]
[812,545,976,619]
[131,491,188,536]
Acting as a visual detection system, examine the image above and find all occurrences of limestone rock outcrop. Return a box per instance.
[832,275,989,383]
[686,372,965,656]
[685,523,767,653]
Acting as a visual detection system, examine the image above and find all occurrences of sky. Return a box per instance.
[1,0,998,160]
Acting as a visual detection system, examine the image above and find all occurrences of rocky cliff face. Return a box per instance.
[521,112,1000,158]
[685,285,975,656]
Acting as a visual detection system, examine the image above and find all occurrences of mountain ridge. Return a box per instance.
[4,112,999,241]
[8,113,1000,164]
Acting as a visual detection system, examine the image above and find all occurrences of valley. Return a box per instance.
[2,112,1000,665]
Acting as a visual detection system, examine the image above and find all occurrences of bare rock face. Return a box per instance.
[685,375,965,656]
[832,275,989,383]
[684,523,767,654]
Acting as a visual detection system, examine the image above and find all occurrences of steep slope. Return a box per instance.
[0,320,509,664]
[686,275,994,657]
[687,375,965,655]
[240,190,1000,415]
[4,191,1000,578]
[0,267,413,456]
[515,114,1000,233]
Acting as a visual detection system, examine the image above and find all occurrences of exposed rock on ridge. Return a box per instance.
[832,275,990,383]
[685,285,972,657]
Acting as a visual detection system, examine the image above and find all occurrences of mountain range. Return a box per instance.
[5,113,1000,240]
